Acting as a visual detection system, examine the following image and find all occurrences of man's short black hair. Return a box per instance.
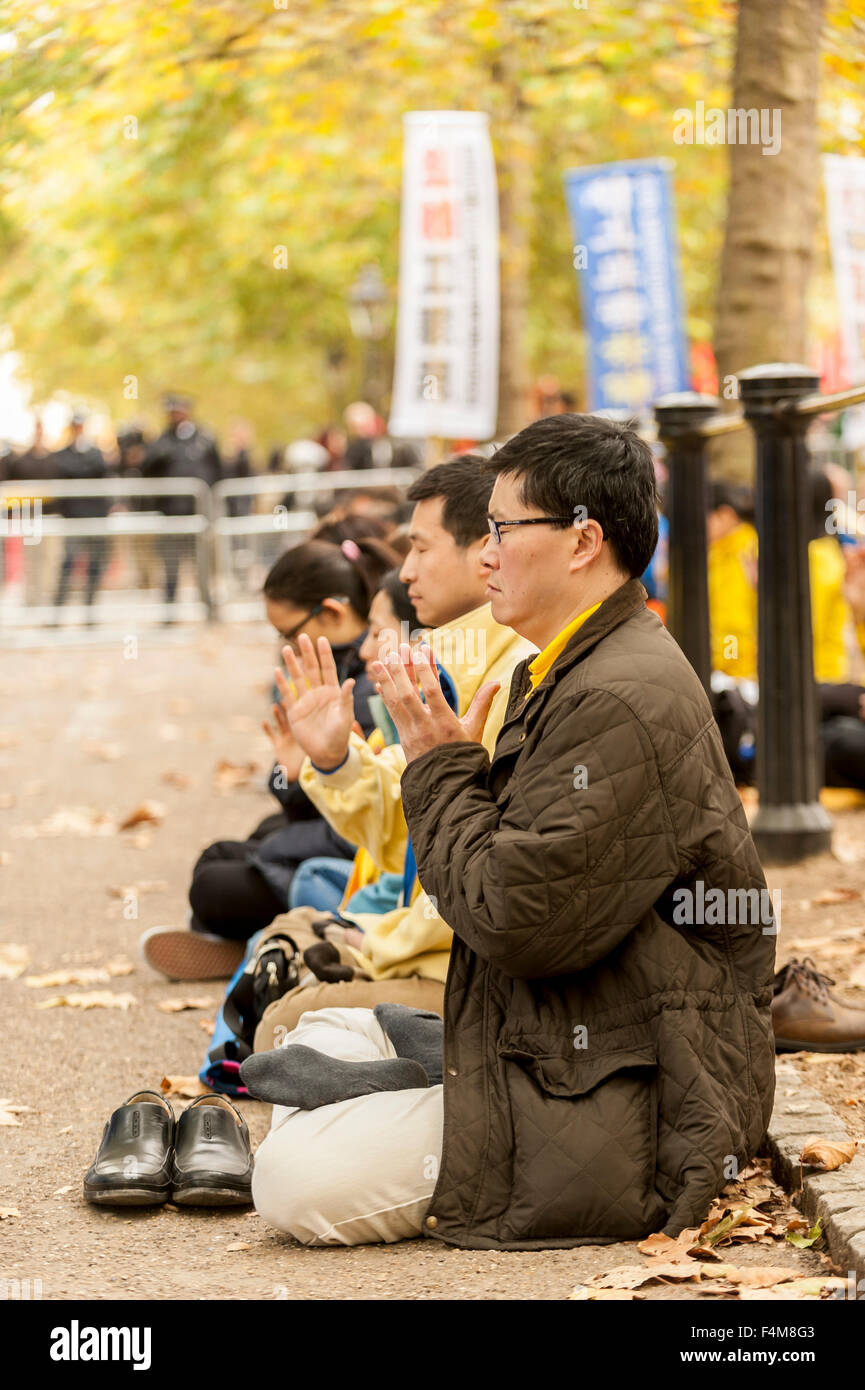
[486,414,659,578]
[406,454,493,549]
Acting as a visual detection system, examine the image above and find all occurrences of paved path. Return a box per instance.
[0,629,858,1299]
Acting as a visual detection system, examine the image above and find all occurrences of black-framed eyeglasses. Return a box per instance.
[278,604,324,645]
[487,516,574,544]
[277,595,352,646]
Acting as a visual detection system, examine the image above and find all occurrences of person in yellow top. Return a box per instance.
[252,458,535,1045]
[707,482,758,681]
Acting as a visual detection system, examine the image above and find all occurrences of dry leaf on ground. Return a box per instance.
[0,1208,21,1219]
[34,991,137,1011]
[160,1075,208,1099]
[225,1242,251,1253]
[214,759,259,791]
[157,996,215,1013]
[53,1186,74,1196]
[107,882,168,899]
[160,771,194,789]
[26,962,132,988]
[739,1276,851,1301]
[0,943,29,979]
[119,800,166,831]
[0,1098,32,1126]
[569,1287,636,1300]
[82,740,124,761]
[11,807,116,839]
[197,1018,216,1033]
[810,888,861,907]
[799,1136,857,1170]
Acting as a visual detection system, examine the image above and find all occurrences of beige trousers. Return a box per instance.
[251,1007,443,1246]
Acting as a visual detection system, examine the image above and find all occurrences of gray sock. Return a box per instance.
[373,1003,444,1086]
[239,1044,429,1109]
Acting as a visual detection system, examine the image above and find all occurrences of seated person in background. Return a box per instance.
[707,481,758,682]
[245,413,776,1251]
[139,535,397,982]
[249,456,535,1043]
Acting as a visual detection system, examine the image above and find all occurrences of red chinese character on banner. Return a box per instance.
[422,201,454,240]
[423,149,450,186]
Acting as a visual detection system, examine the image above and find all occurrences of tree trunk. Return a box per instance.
[713,0,825,477]
[491,58,534,440]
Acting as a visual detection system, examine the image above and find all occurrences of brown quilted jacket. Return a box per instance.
[400,578,776,1250]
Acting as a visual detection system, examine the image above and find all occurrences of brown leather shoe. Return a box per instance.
[772,956,865,1052]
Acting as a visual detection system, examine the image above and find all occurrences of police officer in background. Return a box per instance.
[49,410,111,615]
[142,392,222,611]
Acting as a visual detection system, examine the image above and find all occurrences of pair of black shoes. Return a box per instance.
[84,1091,253,1207]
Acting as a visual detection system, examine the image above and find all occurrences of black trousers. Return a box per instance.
[188,840,285,942]
[822,716,865,791]
[54,537,107,606]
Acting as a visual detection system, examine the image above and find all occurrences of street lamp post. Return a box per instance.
[348,264,389,411]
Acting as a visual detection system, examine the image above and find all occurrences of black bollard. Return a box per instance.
[653,392,719,693]
[737,362,832,861]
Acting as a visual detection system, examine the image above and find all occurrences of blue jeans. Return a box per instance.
[288,858,353,915]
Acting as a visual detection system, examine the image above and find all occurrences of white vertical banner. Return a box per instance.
[388,111,499,441]
[824,154,865,449]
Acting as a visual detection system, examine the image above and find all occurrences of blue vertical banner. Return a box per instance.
[563,159,690,413]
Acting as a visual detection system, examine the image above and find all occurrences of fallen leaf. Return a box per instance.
[214,759,258,791]
[569,1286,636,1300]
[34,991,137,1011]
[11,806,117,838]
[27,967,116,988]
[587,1262,704,1289]
[119,800,166,831]
[810,888,861,907]
[0,1099,32,1126]
[740,1276,850,1300]
[57,1125,73,1134]
[160,1075,208,1099]
[161,771,194,789]
[786,1218,823,1249]
[225,1242,251,1253]
[157,996,215,1013]
[799,1137,857,1171]
[0,1208,21,1219]
[107,882,168,899]
[0,944,30,979]
[53,1185,74,1196]
[82,740,124,761]
[198,1018,216,1033]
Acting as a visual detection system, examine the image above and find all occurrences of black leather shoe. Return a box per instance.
[171,1094,253,1206]
[84,1091,174,1206]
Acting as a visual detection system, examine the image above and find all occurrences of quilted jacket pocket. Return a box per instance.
[497,1041,668,1242]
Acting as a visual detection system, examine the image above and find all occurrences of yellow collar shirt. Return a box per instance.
[526,602,603,694]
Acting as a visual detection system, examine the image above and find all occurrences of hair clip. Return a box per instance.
[341,539,361,561]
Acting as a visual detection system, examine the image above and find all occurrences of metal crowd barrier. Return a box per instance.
[655,366,865,863]
[211,467,421,620]
[0,467,420,638]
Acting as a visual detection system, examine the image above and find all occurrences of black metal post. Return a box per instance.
[737,362,832,861]
[653,392,718,693]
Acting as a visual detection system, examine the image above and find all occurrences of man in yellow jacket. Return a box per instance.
[254,458,535,1046]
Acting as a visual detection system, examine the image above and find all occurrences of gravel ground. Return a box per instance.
[1,627,860,1301]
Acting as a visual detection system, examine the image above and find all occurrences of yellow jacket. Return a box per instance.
[300,603,536,981]
[708,522,758,680]
[809,536,852,684]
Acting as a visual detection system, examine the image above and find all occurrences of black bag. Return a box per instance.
[221,932,301,1048]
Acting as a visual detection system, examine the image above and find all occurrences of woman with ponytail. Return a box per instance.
[140,535,399,982]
